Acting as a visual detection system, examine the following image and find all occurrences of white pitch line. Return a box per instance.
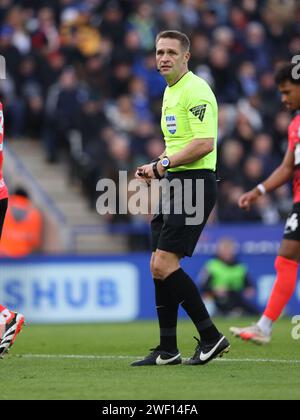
[13,354,300,364]
[16,354,137,360]
[215,358,300,364]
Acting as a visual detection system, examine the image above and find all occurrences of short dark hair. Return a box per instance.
[156,30,190,51]
[275,63,300,85]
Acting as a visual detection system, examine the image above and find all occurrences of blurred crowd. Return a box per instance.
[0,0,299,224]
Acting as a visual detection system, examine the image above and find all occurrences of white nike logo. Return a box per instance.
[156,353,180,365]
[199,336,226,362]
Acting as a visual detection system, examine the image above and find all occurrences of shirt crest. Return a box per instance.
[166,115,177,134]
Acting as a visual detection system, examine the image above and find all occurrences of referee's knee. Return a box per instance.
[151,266,165,280]
[151,252,180,280]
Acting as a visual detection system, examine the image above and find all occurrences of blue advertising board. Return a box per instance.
[0,252,299,323]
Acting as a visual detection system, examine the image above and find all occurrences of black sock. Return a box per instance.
[164,268,220,343]
[154,278,178,351]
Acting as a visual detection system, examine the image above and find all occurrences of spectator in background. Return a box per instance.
[272,110,291,157]
[122,29,143,65]
[189,32,210,71]
[131,119,156,157]
[105,94,138,134]
[252,132,280,178]
[98,0,127,46]
[233,112,257,153]
[218,184,261,222]
[6,5,31,55]
[128,76,152,122]
[40,50,67,93]
[0,187,43,258]
[0,24,21,81]
[31,7,60,55]
[237,61,259,97]
[213,26,235,51]
[43,66,88,162]
[128,2,157,52]
[180,0,201,31]
[217,104,236,142]
[255,193,280,225]
[106,132,135,222]
[108,60,132,99]
[157,1,183,32]
[242,155,264,190]
[208,44,239,103]
[244,22,271,73]
[199,238,258,316]
[258,71,281,126]
[219,139,245,185]
[82,54,109,97]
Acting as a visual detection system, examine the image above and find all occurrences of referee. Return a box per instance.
[132,31,230,366]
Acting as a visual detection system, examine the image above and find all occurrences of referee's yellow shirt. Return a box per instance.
[161,71,218,172]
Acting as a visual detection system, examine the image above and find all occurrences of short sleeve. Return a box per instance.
[184,88,216,139]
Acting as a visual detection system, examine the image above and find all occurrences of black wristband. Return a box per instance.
[152,161,164,180]
[151,157,160,163]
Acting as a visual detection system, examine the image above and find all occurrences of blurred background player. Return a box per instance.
[200,238,258,317]
[0,101,25,358]
[230,63,300,344]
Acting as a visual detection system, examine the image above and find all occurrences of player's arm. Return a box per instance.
[159,138,214,168]
[136,141,212,180]
[158,149,167,161]
[239,148,294,210]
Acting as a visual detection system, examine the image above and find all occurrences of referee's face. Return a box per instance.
[156,38,190,85]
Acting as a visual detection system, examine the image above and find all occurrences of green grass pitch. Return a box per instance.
[1,318,300,400]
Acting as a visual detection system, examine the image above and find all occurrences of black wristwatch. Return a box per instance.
[161,156,171,170]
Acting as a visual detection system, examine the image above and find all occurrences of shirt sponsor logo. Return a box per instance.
[166,115,177,134]
[190,104,207,121]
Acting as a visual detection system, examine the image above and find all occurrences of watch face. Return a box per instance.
[162,158,170,168]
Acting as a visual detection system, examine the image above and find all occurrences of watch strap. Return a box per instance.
[152,161,164,180]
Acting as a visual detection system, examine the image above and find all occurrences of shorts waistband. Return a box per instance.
[166,169,216,179]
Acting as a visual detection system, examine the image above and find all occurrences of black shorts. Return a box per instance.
[283,202,300,241]
[0,198,8,240]
[151,169,217,257]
